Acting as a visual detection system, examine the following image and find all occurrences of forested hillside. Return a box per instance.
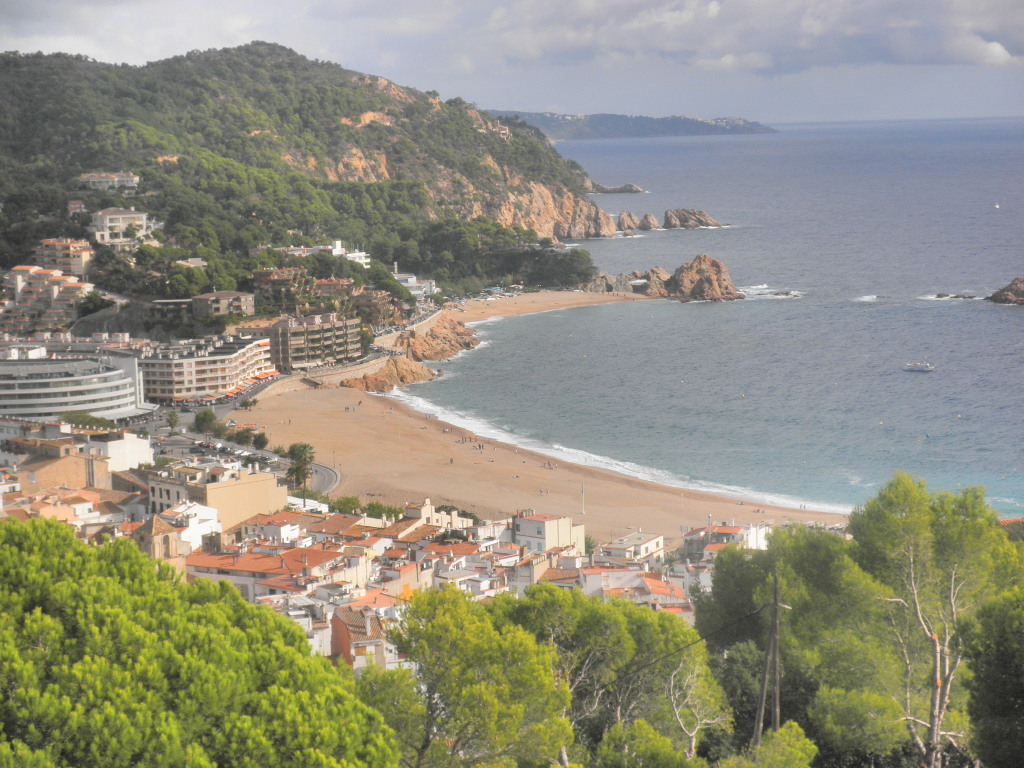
[0,43,604,295]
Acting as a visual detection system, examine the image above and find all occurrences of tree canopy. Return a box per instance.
[0,518,398,768]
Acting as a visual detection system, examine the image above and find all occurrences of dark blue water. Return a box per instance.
[395,120,1024,514]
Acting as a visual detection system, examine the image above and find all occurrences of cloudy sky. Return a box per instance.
[1,0,1021,123]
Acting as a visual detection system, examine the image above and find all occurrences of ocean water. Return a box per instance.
[394,119,1024,515]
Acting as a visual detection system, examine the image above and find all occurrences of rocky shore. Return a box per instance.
[342,312,480,393]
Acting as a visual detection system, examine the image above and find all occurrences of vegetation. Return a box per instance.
[694,472,1022,768]
[0,473,1018,767]
[58,411,117,429]
[0,519,397,768]
[357,587,572,768]
[0,44,599,299]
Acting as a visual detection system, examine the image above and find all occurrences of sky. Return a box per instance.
[1,0,1021,123]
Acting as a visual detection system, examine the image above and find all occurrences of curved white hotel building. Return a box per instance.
[0,357,155,421]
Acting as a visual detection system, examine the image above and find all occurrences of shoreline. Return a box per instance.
[236,291,846,546]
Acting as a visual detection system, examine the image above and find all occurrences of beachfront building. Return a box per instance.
[598,530,666,568]
[87,207,152,251]
[1,266,95,334]
[680,520,772,563]
[0,356,154,422]
[135,335,275,405]
[238,313,361,373]
[33,238,94,278]
[511,511,586,554]
[191,291,255,318]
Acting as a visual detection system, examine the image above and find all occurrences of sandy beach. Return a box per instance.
[236,292,843,546]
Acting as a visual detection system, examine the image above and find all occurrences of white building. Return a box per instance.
[159,500,221,554]
[511,511,586,555]
[0,357,156,421]
[599,530,666,568]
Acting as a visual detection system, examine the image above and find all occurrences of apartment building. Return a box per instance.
[240,313,361,373]
[191,291,255,318]
[1,266,94,334]
[33,239,94,278]
[136,335,275,404]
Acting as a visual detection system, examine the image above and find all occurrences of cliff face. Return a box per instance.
[393,312,480,361]
[987,277,1024,305]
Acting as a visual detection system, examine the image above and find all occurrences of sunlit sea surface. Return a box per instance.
[391,119,1024,515]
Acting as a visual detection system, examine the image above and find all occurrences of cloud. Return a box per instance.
[0,0,1019,74]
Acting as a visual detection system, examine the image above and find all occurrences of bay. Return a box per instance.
[397,119,1024,514]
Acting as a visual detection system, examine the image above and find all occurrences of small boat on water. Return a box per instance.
[904,362,936,373]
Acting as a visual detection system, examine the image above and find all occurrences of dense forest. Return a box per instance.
[0,43,598,299]
[2,473,1021,767]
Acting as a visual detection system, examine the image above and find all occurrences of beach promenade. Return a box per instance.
[232,291,844,546]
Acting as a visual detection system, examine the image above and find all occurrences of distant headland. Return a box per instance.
[487,110,777,141]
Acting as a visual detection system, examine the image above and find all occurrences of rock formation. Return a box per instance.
[341,357,437,393]
[391,312,480,361]
[987,277,1024,305]
[638,213,660,230]
[587,255,742,302]
[663,209,722,229]
[590,182,646,194]
[617,211,640,231]
[581,273,635,293]
[670,254,744,301]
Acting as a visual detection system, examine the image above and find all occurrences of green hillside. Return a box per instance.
[0,43,603,294]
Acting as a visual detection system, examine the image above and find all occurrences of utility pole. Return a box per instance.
[753,570,782,747]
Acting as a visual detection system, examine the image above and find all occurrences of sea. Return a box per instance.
[391,118,1024,516]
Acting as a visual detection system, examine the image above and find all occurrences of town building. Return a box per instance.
[1,266,95,334]
[76,171,140,194]
[598,530,666,568]
[0,356,154,421]
[145,460,288,531]
[87,207,152,250]
[191,291,256,318]
[33,238,94,278]
[510,511,586,554]
[239,313,361,373]
[135,335,275,404]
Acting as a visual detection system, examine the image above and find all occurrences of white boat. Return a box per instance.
[904,362,936,372]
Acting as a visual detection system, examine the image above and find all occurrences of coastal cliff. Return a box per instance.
[344,312,480,392]
[393,312,481,361]
[987,277,1024,305]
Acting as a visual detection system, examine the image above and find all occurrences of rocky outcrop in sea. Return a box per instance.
[584,255,743,302]
[663,209,721,229]
[669,254,744,301]
[986,277,1024,305]
[617,211,640,231]
[637,213,660,230]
